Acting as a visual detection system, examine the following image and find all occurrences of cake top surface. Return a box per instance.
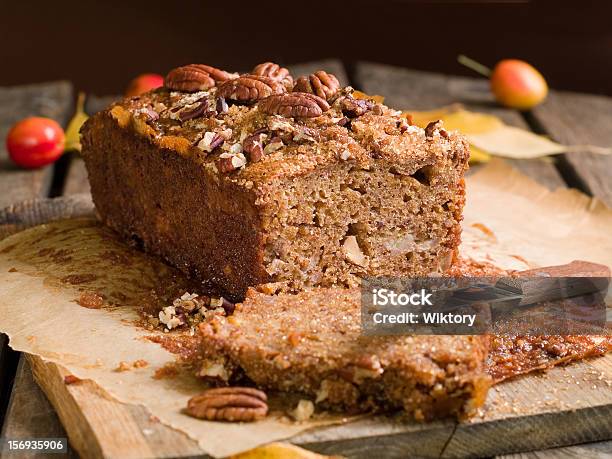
[199,287,486,374]
[105,62,468,187]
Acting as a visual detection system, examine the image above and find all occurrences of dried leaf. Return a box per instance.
[65,92,89,152]
[404,105,611,161]
[229,442,342,459]
[468,126,566,159]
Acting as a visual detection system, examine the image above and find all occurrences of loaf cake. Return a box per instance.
[81,63,470,299]
[195,288,490,421]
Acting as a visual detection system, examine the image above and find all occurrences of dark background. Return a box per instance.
[1,0,611,96]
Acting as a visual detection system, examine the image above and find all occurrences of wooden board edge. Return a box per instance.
[25,355,106,459]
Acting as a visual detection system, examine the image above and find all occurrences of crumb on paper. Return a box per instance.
[115,360,149,372]
[76,291,105,309]
[153,363,180,380]
[64,375,82,385]
[290,400,315,422]
[8,267,17,273]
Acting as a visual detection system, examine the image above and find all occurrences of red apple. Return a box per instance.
[490,59,548,110]
[125,73,164,97]
[6,117,65,168]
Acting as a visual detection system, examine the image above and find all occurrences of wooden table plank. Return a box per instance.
[0,359,78,459]
[0,82,73,208]
[531,90,612,205]
[354,62,565,190]
[0,81,73,455]
[498,440,612,459]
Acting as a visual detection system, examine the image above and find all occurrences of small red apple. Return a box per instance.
[6,117,65,169]
[490,60,548,110]
[125,73,164,97]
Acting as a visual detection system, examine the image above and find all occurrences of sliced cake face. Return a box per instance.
[81,64,469,299]
[196,288,490,420]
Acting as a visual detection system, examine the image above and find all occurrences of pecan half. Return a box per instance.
[217,153,247,173]
[186,387,268,422]
[259,92,330,118]
[293,71,340,101]
[178,98,210,121]
[165,64,235,92]
[217,75,286,103]
[252,62,293,88]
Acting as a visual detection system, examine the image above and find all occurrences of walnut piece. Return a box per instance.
[259,92,330,118]
[293,71,340,100]
[425,120,448,138]
[340,96,374,118]
[186,387,268,422]
[217,75,286,103]
[165,64,235,92]
[252,62,293,88]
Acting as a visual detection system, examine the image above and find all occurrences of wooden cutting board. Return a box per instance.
[2,196,611,459]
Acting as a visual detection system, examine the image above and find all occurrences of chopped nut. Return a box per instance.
[342,235,367,267]
[177,98,210,121]
[197,358,230,384]
[425,120,447,138]
[217,153,247,173]
[263,137,284,155]
[340,96,373,118]
[216,97,229,115]
[243,132,267,162]
[290,399,315,422]
[159,305,184,330]
[197,131,225,152]
[340,150,351,161]
[186,387,268,422]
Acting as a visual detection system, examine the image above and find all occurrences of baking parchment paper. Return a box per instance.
[0,159,610,457]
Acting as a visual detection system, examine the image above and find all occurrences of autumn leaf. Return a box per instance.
[64,92,89,152]
[229,442,343,459]
[404,105,611,162]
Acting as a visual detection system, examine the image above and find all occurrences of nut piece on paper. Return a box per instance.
[186,387,268,422]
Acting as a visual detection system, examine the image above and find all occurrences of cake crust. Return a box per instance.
[82,65,469,299]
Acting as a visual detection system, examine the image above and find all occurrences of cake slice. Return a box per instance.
[195,288,490,421]
[81,63,469,300]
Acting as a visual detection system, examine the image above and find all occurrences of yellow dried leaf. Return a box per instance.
[467,126,566,159]
[403,105,611,159]
[65,92,89,152]
[468,145,491,164]
[229,442,342,459]
[353,90,384,104]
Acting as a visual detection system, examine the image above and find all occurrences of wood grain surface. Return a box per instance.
[0,82,73,208]
[1,61,611,459]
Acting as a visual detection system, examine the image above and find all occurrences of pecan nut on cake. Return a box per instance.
[81,62,469,299]
[195,288,490,421]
